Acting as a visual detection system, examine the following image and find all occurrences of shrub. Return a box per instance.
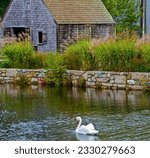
[16,74,30,86]
[2,41,48,69]
[63,40,97,70]
[46,53,66,87]
[94,39,137,72]
[32,53,48,69]
[136,43,150,72]
[2,41,35,68]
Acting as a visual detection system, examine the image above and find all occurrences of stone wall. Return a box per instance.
[0,69,150,90]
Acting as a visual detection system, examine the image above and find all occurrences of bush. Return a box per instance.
[32,53,48,69]
[2,41,47,69]
[2,41,35,68]
[94,39,137,71]
[135,43,150,72]
[46,53,66,87]
[63,40,97,70]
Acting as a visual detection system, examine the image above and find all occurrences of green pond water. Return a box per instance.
[0,85,150,141]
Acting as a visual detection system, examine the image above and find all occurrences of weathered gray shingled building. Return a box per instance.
[0,0,115,52]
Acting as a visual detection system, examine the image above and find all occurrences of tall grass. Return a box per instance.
[94,39,137,71]
[63,40,97,70]
[0,34,150,73]
[2,41,47,68]
[62,35,150,72]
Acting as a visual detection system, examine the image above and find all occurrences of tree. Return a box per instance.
[102,0,142,34]
[0,0,10,19]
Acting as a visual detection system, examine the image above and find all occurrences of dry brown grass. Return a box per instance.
[136,35,150,48]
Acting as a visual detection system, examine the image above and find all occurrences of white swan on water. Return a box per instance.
[75,117,99,135]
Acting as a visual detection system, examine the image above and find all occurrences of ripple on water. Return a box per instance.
[98,110,150,141]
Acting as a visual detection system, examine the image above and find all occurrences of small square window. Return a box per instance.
[4,28,11,37]
[38,32,47,44]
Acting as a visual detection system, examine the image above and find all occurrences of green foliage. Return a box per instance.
[16,74,30,86]
[94,39,137,71]
[63,40,97,70]
[46,53,66,87]
[102,0,142,33]
[1,41,47,69]
[135,43,150,72]
[0,0,10,18]
[32,53,48,69]
[0,59,11,68]
[62,36,150,72]
[78,77,86,87]
[2,41,35,68]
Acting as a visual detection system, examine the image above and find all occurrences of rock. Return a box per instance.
[91,77,96,82]
[6,69,17,77]
[127,80,136,85]
[82,73,88,80]
[97,71,107,78]
[110,80,115,84]
[86,81,96,87]
[31,78,38,84]
[72,70,85,76]
[38,72,45,78]
[131,73,149,80]
[96,78,110,83]
[101,83,113,88]
[114,75,126,84]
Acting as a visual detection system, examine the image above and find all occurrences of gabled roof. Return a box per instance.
[43,0,115,24]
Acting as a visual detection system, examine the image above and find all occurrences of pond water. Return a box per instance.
[0,85,150,141]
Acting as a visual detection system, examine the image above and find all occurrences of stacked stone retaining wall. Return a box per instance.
[0,69,150,90]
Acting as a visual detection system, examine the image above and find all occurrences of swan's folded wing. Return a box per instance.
[77,125,91,135]
[86,123,95,130]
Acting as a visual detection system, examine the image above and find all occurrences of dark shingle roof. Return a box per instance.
[43,0,115,24]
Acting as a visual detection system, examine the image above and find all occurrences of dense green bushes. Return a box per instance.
[0,36,150,72]
[1,41,48,68]
[63,40,97,70]
[63,37,150,72]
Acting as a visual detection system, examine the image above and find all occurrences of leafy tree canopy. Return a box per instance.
[0,0,10,19]
[102,0,142,33]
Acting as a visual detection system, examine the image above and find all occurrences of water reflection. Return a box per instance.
[0,85,150,141]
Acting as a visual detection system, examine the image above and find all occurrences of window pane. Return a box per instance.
[4,28,11,37]
[38,32,43,44]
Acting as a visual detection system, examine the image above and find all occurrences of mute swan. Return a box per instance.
[75,117,99,135]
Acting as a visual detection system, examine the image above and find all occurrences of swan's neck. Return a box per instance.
[76,118,82,130]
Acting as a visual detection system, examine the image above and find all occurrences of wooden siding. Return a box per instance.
[2,0,57,52]
[58,24,115,52]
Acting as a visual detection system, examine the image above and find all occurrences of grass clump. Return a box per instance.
[46,53,66,87]
[63,40,97,70]
[1,33,150,73]
[94,39,137,71]
[1,41,47,68]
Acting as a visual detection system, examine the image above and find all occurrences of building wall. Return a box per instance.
[2,0,57,52]
[145,0,150,34]
[0,28,2,37]
[58,24,115,52]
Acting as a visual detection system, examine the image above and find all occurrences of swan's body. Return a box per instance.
[75,117,99,135]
